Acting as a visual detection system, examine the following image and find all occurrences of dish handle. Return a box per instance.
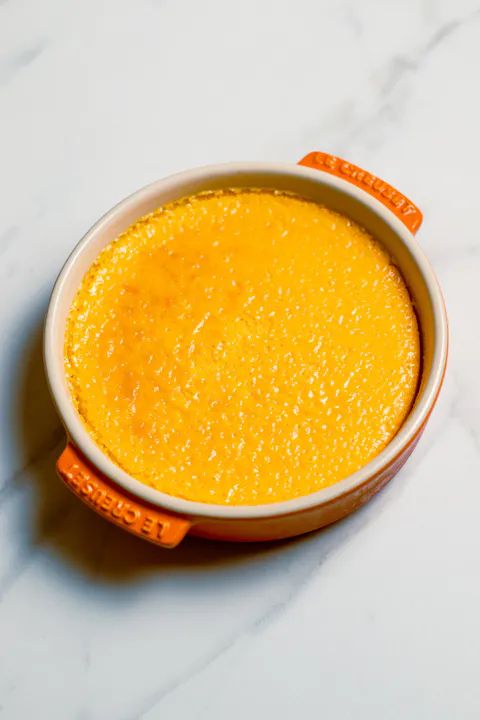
[298,151,422,234]
[57,443,192,548]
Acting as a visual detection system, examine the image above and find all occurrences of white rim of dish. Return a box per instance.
[44,162,448,520]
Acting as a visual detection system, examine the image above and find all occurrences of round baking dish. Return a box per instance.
[44,152,448,547]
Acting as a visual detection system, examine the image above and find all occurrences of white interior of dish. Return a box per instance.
[44,163,448,520]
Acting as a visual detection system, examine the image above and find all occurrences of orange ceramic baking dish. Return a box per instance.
[44,152,448,547]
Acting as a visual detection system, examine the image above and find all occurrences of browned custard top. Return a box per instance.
[65,190,420,504]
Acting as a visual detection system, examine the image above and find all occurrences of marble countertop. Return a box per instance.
[1,0,479,717]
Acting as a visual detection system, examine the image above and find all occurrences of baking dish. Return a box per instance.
[44,152,448,547]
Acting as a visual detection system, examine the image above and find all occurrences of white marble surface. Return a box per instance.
[1,0,479,717]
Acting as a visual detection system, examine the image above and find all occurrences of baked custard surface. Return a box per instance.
[65,190,420,505]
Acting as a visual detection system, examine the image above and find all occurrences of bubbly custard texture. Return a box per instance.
[65,190,420,505]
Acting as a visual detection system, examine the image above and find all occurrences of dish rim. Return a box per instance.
[44,161,448,520]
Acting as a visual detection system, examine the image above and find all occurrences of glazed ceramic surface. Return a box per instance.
[44,153,447,546]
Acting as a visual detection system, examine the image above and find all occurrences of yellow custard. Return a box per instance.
[65,189,420,505]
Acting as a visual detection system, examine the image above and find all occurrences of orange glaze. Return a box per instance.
[65,189,420,505]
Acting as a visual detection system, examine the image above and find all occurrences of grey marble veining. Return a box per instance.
[1,0,479,718]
